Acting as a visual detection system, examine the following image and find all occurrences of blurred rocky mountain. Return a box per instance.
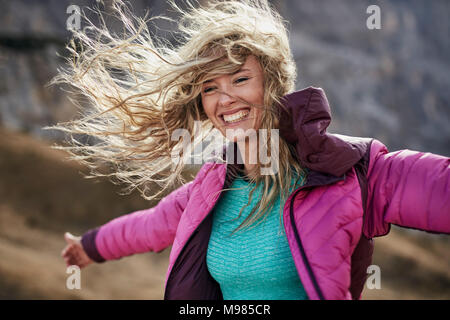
[280,0,450,155]
[0,0,449,155]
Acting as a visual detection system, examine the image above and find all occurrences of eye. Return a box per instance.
[234,77,249,84]
[203,86,216,94]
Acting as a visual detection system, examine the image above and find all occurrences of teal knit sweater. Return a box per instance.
[206,173,309,300]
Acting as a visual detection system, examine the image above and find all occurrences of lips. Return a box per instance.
[219,107,251,124]
[219,107,251,117]
[224,110,250,123]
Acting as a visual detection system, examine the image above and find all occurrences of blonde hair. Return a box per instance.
[49,0,305,232]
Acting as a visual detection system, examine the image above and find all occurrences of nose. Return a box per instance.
[217,89,236,108]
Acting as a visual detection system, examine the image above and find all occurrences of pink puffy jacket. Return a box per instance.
[81,87,450,300]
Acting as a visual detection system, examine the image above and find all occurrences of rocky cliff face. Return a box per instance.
[281,0,450,155]
[0,0,449,155]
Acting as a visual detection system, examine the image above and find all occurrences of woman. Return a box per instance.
[58,0,449,300]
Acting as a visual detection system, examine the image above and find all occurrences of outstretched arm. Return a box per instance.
[365,140,450,238]
[79,180,194,263]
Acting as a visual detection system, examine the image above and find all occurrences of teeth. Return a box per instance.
[223,110,249,123]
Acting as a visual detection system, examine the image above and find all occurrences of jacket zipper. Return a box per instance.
[286,172,346,300]
[288,187,325,300]
[360,139,373,237]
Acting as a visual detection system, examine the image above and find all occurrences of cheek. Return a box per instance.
[246,78,265,105]
[248,87,264,114]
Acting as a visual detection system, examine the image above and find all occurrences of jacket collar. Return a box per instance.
[278,87,366,178]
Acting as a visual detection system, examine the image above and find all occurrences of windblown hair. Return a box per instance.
[49,0,305,232]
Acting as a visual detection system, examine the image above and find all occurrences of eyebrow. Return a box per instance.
[203,68,251,84]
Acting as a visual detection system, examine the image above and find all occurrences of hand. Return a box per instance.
[61,232,93,268]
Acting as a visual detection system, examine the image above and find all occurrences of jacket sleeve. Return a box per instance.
[364,139,450,238]
[81,180,194,262]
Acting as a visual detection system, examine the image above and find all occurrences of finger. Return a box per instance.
[64,232,81,245]
[64,232,75,244]
[67,256,79,267]
[61,244,72,256]
[61,244,75,258]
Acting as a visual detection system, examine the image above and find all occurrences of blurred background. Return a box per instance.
[0,0,449,299]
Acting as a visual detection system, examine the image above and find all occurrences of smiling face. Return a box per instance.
[200,55,265,141]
